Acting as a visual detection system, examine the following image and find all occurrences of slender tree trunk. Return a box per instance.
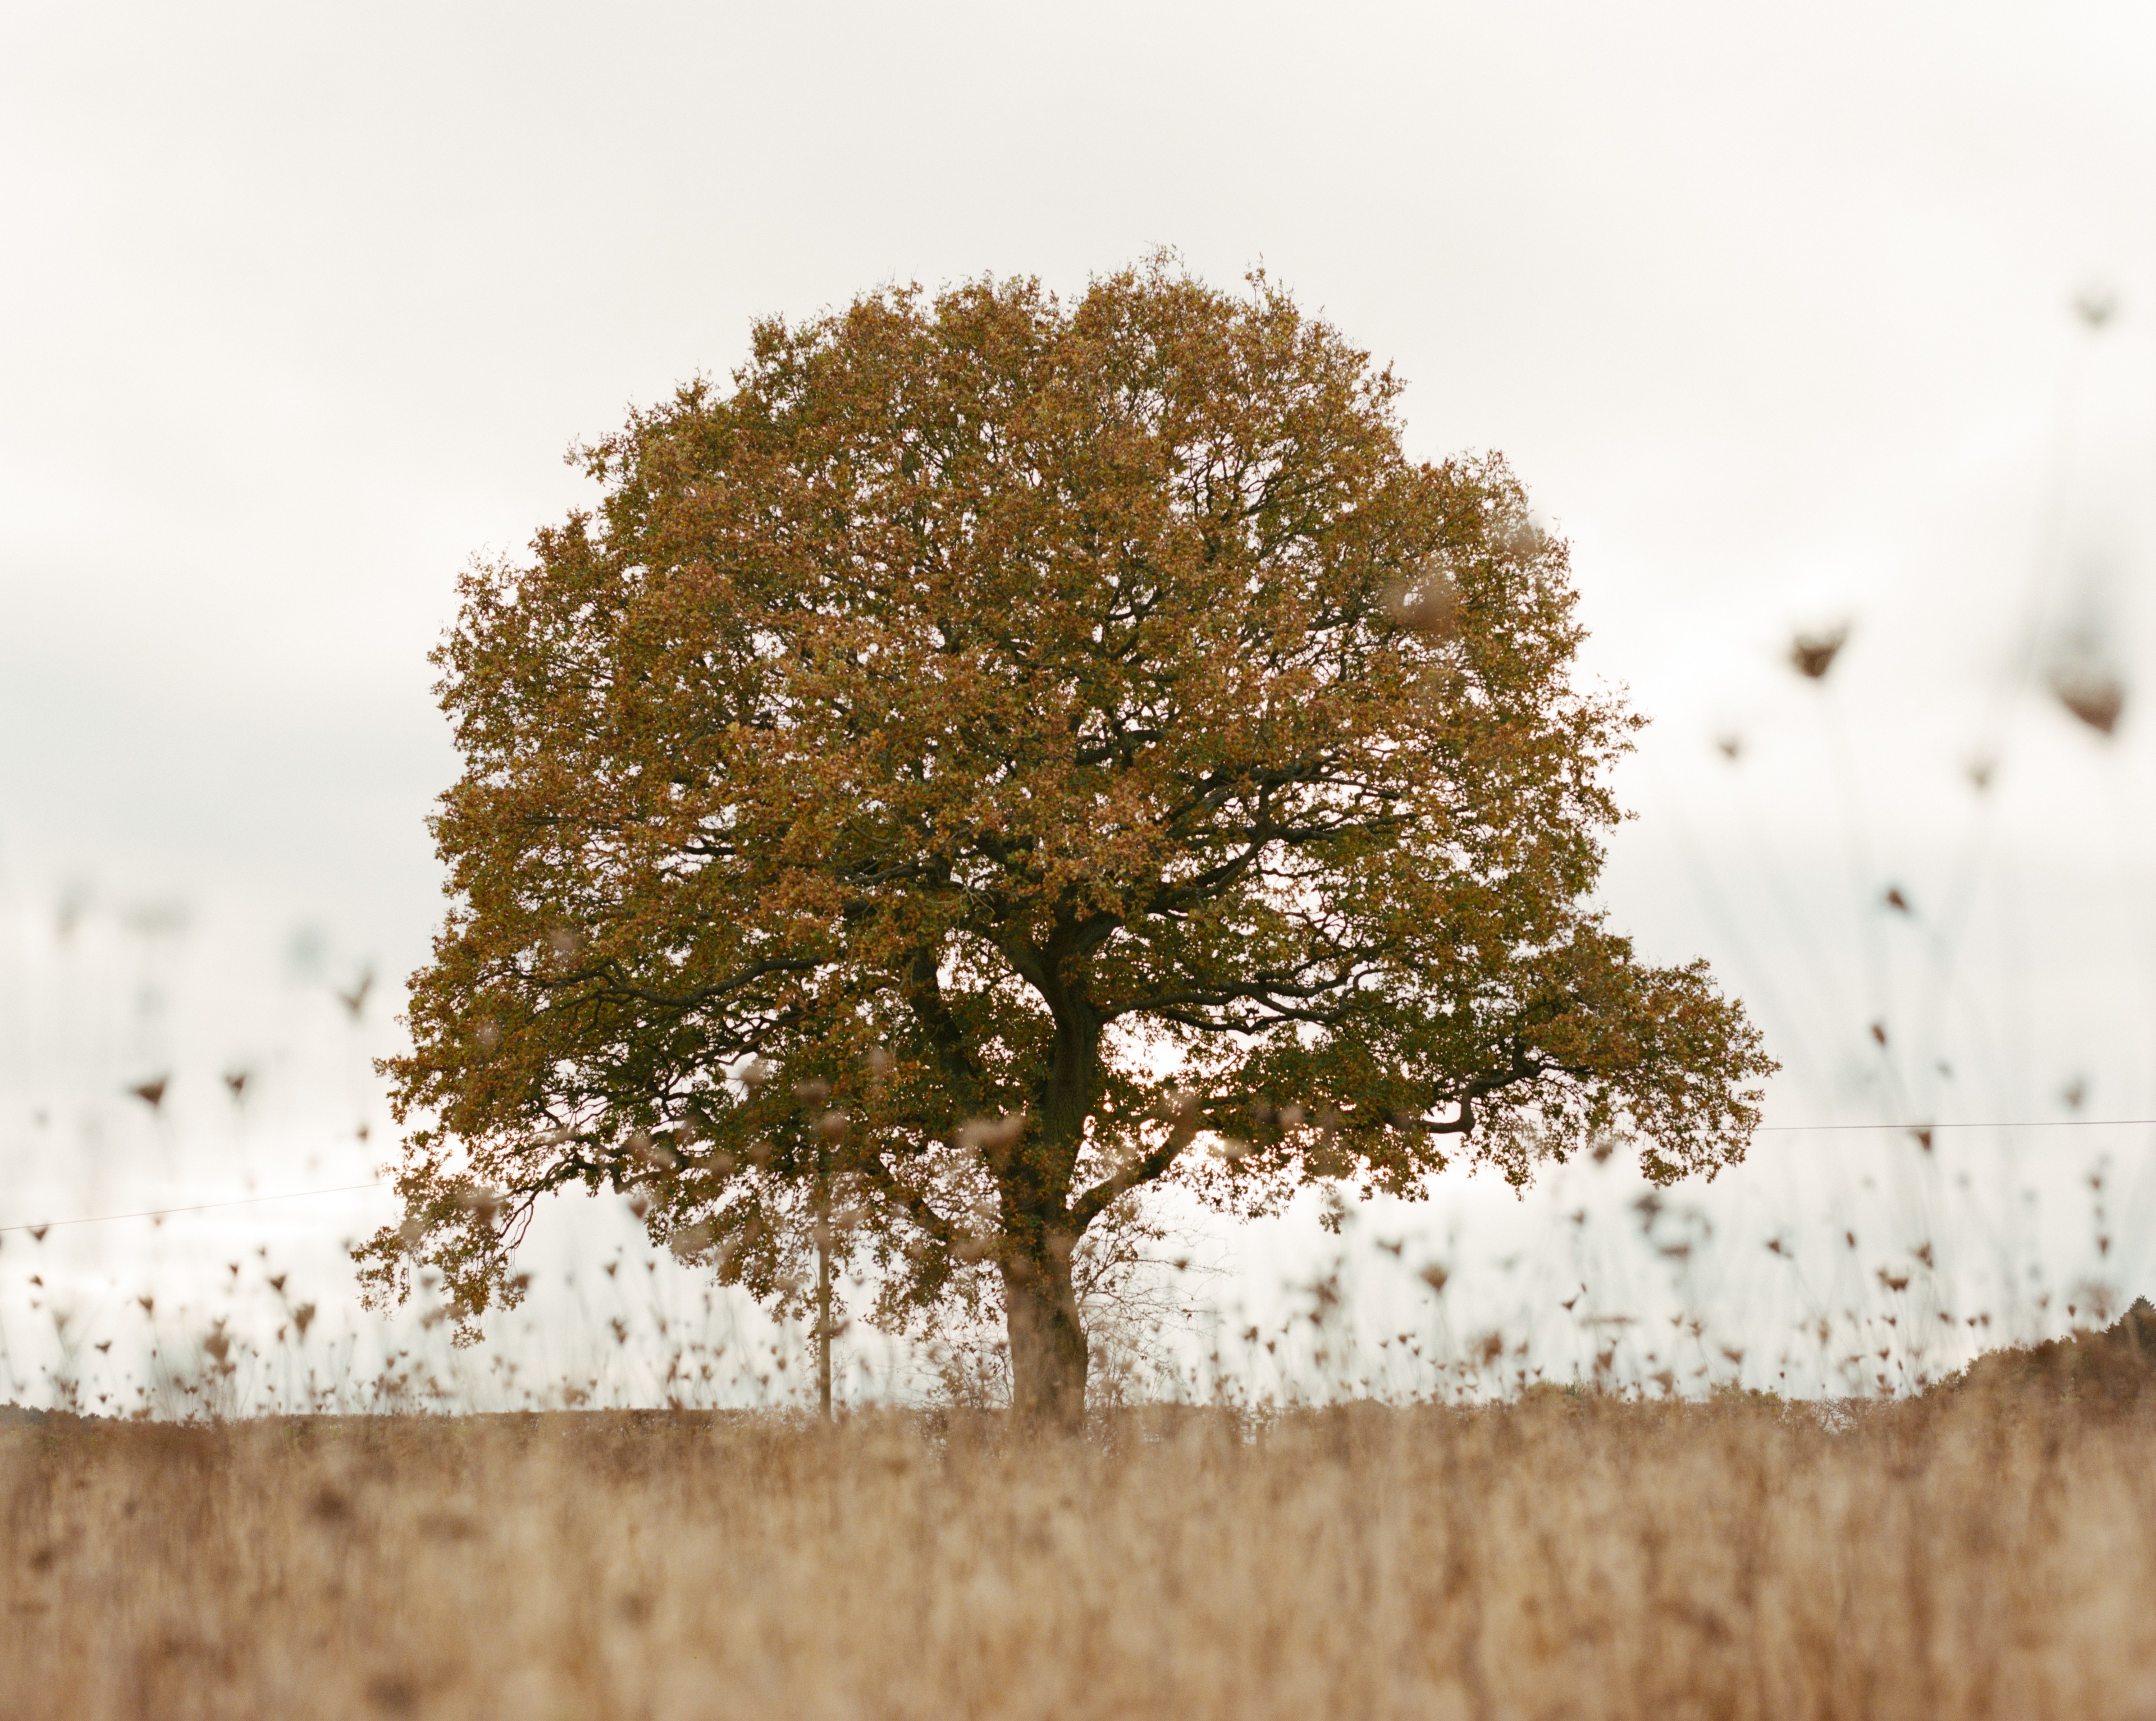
[815,1151,833,1423]
[815,1229,832,1422]
[1002,1228,1087,1429]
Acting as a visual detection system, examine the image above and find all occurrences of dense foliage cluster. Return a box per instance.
[363,258,1771,1417]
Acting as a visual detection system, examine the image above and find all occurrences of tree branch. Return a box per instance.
[856,1151,958,1246]
[1068,1104,1201,1231]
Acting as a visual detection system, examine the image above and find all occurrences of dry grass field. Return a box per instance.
[4,1332,2156,1721]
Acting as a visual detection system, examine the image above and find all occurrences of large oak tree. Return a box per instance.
[363,259,1773,1423]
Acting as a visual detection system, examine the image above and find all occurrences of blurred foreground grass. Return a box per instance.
[5,1318,2156,1720]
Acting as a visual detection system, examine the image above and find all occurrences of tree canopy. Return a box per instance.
[362,259,1773,1422]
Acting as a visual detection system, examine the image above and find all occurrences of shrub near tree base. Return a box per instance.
[364,257,1773,1422]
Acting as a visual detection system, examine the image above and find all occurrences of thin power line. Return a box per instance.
[1757,1118,2156,1134]
[0,1117,2150,1235]
[0,1181,388,1238]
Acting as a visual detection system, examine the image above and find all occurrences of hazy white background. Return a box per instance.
[2,1,2152,1407]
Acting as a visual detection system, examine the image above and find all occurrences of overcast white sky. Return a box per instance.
[3,2,2153,1403]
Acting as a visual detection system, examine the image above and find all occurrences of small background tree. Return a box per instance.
[362,257,1774,1424]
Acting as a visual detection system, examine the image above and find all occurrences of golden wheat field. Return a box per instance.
[4,1334,2155,1721]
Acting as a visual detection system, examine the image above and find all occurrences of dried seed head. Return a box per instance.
[633,1130,680,1170]
[794,1078,832,1108]
[1790,624,1848,680]
[738,1056,774,1093]
[2051,663,2126,735]
[337,971,372,1019]
[1501,518,1546,558]
[1155,1092,1204,1146]
[1380,567,1461,640]
[1154,1090,1205,1154]
[669,1221,714,1261]
[473,1016,503,1053]
[627,1189,651,1220]
[954,1111,1028,1154]
[815,1109,849,1140]
[2074,286,2118,328]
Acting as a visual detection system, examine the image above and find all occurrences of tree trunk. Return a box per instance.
[815,1212,832,1423]
[1002,1232,1088,1429]
[815,1143,833,1422]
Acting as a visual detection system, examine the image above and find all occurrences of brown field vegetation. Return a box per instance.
[5,1332,2156,1721]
